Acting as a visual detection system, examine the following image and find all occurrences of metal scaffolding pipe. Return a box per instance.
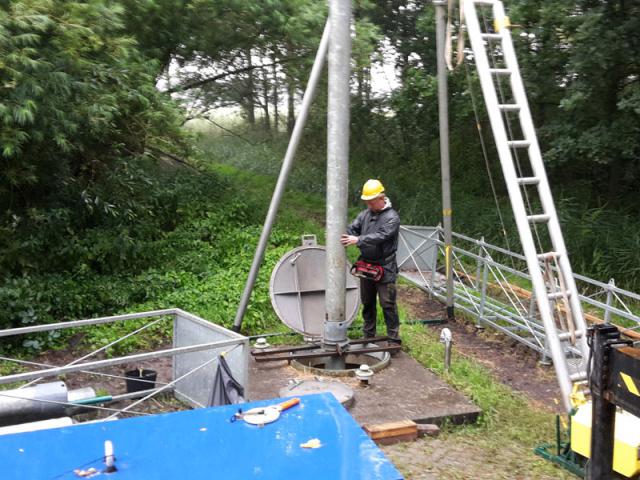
[434,1,454,320]
[323,0,351,349]
[0,338,241,385]
[232,21,331,332]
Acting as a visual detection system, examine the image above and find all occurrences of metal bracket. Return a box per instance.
[301,234,317,246]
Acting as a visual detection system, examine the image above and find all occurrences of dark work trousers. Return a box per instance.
[360,278,400,340]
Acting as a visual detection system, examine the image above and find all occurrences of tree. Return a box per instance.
[510,0,640,205]
[0,0,186,273]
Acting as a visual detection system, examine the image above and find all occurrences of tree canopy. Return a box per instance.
[1,0,638,278]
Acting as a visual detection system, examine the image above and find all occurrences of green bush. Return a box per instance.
[0,0,190,276]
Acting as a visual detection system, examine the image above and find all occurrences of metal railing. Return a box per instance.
[398,226,640,361]
[0,309,249,411]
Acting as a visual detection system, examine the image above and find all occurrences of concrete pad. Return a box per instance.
[248,350,481,426]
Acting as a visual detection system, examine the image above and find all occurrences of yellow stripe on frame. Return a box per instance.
[620,372,640,397]
[494,16,511,33]
[445,245,452,280]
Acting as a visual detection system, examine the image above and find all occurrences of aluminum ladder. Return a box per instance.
[462,0,590,412]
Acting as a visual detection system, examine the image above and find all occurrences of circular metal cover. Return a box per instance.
[278,380,354,408]
[269,245,359,337]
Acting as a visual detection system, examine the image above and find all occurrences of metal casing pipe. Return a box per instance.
[0,382,67,426]
[324,0,351,346]
[0,417,74,436]
[0,383,96,427]
[434,0,454,319]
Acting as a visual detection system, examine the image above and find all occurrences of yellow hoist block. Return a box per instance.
[571,402,640,478]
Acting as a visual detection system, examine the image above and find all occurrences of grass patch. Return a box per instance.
[400,323,574,478]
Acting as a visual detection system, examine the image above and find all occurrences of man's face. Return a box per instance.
[366,195,386,212]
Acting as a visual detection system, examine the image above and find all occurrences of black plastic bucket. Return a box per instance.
[124,368,157,393]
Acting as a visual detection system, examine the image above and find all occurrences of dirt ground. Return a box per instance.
[397,283,563,413]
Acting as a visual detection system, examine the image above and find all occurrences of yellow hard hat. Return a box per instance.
[361,179,385,200]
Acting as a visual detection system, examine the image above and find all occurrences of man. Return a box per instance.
[341,179,401,341]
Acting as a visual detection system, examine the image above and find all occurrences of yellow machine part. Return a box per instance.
[571,402,640,478]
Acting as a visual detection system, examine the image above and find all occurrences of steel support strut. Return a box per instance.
[232,22,331,333]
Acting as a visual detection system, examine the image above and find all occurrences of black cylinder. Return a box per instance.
[124,369,157,394]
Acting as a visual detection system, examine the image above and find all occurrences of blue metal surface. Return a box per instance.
[0,393,403,479]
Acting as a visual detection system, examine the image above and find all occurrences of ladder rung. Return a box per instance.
[527,214,550,223]
[570,371,587,382]
[481,33,502,41]
[517,177,540,186]
[548,290,571,300]
[558,330,585,341]
[499,104,521,112]
[508,140,531,148]
[537,251,559,261]
[489,68,512,76]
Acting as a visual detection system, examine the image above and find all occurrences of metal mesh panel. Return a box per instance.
[173,313,248,407]
[397,226,439,272]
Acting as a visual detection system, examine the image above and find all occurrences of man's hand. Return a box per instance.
[340,234,359,246]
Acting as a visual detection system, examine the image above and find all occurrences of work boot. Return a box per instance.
[388,336,402,356]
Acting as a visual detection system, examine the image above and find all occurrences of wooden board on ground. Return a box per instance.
[364,419,418,445]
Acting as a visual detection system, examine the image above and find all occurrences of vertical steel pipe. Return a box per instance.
[604,278,615,324]
[588,325,619,480]
[434,1,454,320]
[232,22,331,332]
[323,0,351,349]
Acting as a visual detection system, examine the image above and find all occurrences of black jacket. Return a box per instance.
[347,200,400,283]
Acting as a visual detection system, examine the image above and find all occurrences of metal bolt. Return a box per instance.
[440,328,453,372]
[253,337,271,349]
[104,440,116,473]
[355,364,374,385]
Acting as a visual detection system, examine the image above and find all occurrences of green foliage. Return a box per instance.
[0,0,189,275]
[508,0,640,205]
[200,120,640,293]
[0,158,326,355]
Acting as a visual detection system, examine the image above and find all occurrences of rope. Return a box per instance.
[445,0,465,71]
[51,456,105,480]
[447,247,484,314]
[478,10,545,252]
[482,245,546,349]
[477,9,585,347]
[474,8,580,342]
[0,356,171,387]
[463,59,515,264]
[398,229,434,288]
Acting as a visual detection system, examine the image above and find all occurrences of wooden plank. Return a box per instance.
[363,419,417,440]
